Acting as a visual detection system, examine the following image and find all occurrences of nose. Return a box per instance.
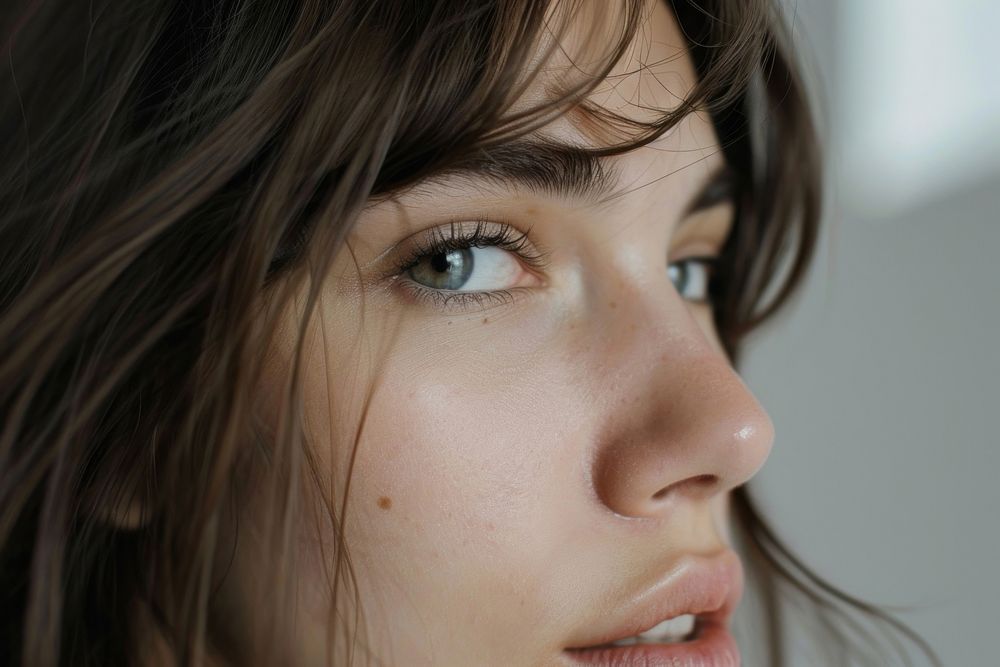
[589,303,774,519]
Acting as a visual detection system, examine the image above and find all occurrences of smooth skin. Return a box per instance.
[251,1,774,665]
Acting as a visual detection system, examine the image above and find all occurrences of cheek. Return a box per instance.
[692,304,727,356]
[347,341,568,560]
[306,320,596,655]
[332,305,575,531]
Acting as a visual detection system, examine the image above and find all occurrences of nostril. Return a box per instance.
[689,473,718,489]
[651,474,718,501]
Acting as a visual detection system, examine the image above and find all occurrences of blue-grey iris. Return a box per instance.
[668,262,688,294]
[409,248,475,290]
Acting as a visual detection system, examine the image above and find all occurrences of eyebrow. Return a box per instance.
[424,138,737,213]
[683,164,738,215]
[434,139,619,201]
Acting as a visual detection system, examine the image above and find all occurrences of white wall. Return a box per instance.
[834,0,1000,217]
[738,1,1000,664]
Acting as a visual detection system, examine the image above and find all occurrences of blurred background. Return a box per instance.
[740,0,999,664]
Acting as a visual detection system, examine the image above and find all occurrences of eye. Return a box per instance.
[388,220,549,313]
[407,245,526,292]
[668,257,714,303]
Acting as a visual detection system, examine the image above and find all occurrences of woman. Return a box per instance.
[0,1,939,665]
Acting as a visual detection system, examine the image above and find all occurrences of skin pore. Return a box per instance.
[251,2,774,665]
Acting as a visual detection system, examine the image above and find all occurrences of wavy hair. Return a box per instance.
[0,1,939,665]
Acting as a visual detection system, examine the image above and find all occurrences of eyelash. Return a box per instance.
[391,220,550,311]
[388,220,722,312]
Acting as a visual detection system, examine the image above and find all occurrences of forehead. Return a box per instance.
[387,0,722,211]
[528,0,701,147]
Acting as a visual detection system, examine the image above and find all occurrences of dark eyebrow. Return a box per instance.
[682,165,738,216]
[429,139,621,202]
[422,138,738,212]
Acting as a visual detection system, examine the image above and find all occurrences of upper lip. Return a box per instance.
[565,549,744,649]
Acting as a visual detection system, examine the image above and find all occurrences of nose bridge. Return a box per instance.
[586,283,774,519]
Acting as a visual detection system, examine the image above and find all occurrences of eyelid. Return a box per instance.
[372,218,550,284]
[668,242,724,265]
[669,204,734,262]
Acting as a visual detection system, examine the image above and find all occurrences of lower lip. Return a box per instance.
[562,617,740,667]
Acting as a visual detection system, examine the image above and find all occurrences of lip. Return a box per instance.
[561,549,744,667]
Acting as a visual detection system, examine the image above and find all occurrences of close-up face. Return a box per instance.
[1,0,955,665]
[259,3,773,665]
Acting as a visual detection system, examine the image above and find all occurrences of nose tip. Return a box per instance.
[591,356,774,519]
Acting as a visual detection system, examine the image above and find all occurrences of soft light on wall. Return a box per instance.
[834,0,1000,217]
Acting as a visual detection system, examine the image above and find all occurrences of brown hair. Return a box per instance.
[0,1,939,665]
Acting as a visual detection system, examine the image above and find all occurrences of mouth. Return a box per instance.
[561,550,743,667]
[562,611,738,667]
[600,611,700,646]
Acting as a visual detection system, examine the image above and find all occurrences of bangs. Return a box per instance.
[363,0,774,191]
[266,0,813,354]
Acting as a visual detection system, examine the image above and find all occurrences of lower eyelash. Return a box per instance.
[384,219,547,312]
[396,282,524,311]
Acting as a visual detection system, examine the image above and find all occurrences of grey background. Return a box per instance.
[737,1,999,665]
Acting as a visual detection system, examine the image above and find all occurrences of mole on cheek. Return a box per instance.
[377,496,392,510]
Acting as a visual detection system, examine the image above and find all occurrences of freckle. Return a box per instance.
[482,317,489,324]
[377,496,392,510]
[609,301,617,309]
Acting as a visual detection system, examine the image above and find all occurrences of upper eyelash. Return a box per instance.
[392,219,550,277]
[384,219,548,312]
[385,221,722,312]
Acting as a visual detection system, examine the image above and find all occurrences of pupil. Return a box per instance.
[409,248,474,290]
[430,252,451,273]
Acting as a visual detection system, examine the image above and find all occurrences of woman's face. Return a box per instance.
[264,2,773,665]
